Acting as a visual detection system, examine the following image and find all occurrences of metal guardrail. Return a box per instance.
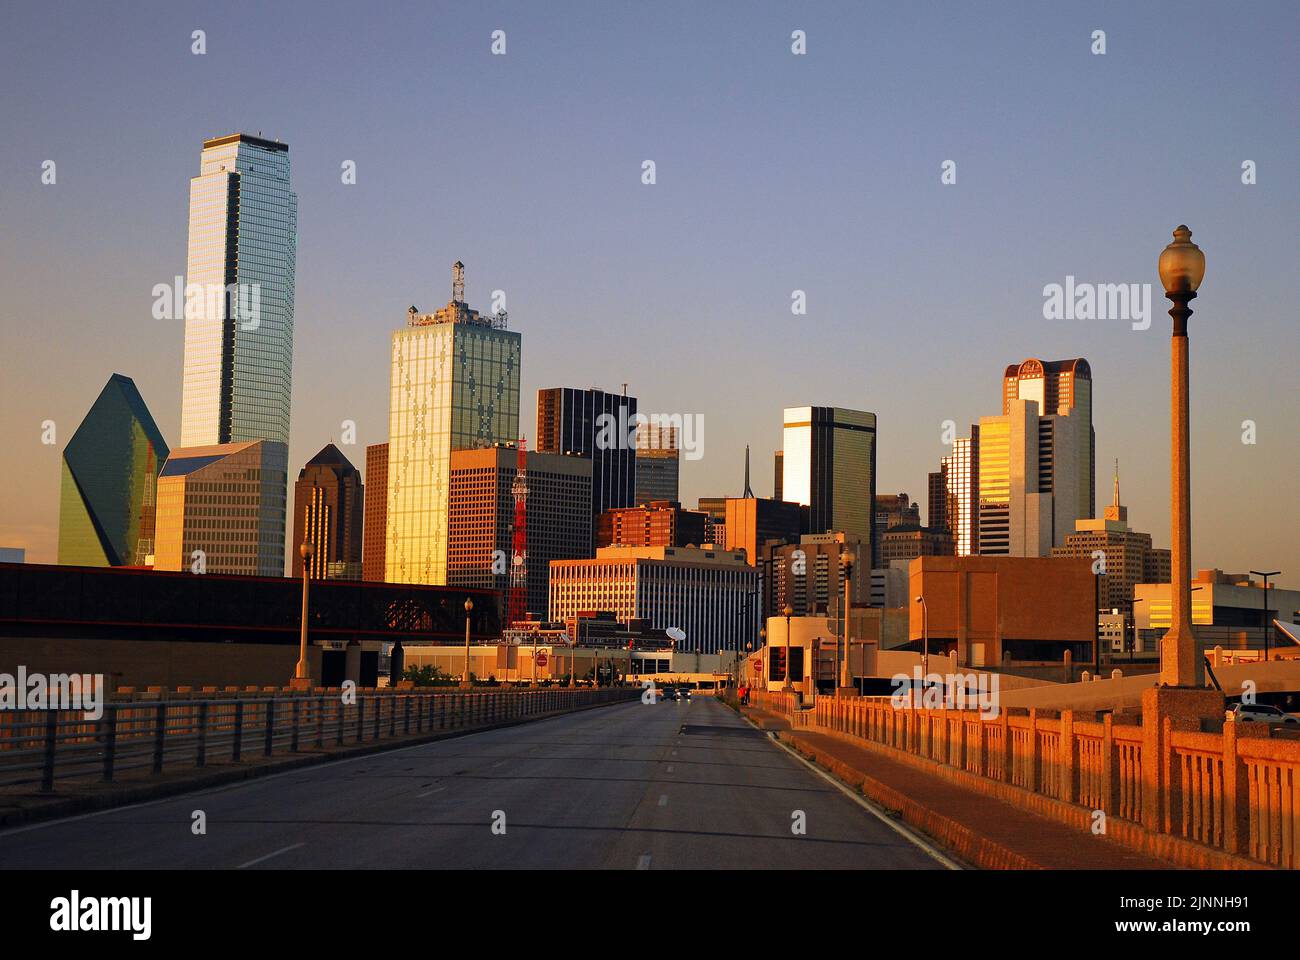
[0,687,639,793]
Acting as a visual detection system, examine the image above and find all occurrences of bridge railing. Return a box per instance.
[778,694,1300,869]
[0,686,639,794]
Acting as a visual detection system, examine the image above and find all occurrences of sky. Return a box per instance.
[0,0,1296,579]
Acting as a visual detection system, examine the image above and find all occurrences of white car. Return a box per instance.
[1228,703,1300,725]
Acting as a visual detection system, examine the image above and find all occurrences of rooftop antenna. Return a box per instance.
[452,261,465,304]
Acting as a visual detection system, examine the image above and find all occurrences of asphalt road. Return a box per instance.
[0,695,946,869]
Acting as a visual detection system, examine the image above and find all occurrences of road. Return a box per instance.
[0,695,948,869]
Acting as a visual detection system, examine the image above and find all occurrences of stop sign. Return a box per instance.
[535,652,549,667]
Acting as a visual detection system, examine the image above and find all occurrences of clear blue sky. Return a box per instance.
[1,0,1296,578]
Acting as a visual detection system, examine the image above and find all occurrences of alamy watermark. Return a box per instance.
[890,668,1000,719]
[0,667,104,720]
[1042,276,1152,330]
[152,276,262,330]
[596,409,704,461]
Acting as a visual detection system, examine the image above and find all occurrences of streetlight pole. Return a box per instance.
[293,542,314,689]
[839,550,855,696]
[1157,225,1206,687]
[1250,570,1281,662]
[914,596,929,706]
[781,604,794,693]
[461,598,474,688]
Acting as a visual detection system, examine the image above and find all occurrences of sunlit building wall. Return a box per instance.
[781,406,876,559]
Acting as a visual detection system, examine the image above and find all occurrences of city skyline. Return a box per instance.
[1,3,1295,581]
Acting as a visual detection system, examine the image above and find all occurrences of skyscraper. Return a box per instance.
[634,420,679,505]
[58,374,169,567]
[362,442,388,581]
[781,406,877,556]
[386,263,521,585]
[535,386,637,539]
[291,444,364,580]
[940,427,980,556]
[153,440,288,576]
[179,133,297,449]
[977,399,1053,556]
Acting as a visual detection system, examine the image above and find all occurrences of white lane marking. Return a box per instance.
[657,794,669,807]
[417,786,446,798]
[665,765,674,773]
[637,854,652,870]
[671,750,677,756]
[762,730,962,871]
[0,698,647,839]
[491,760,507,768]
[236,842,304,870]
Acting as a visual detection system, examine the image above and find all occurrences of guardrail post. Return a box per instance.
[316,696,326,750]
[1060,710,1076,803]
[290,697,301,753]
[264,699,276,757]
[1101,713,1116,814]
[41,709,58,792]
[196,701,209,767]
[337,695,345,745]
[374,695,382,740]
[1028,709,1040,794]
[1222,718,1246,855]
[357,696,366,741]
[101,705,118,782]
[152,702,167,774]
[233,700,244,761]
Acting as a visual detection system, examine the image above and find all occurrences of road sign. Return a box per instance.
[535,652,549,667]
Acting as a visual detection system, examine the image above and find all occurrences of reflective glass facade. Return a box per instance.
[781,406,876,556]
[386,298,521,585]
[180,134,297,449]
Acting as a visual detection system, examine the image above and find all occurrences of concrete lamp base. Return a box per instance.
[288,677,313,691]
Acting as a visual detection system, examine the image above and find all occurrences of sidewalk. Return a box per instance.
[741,704,1171,870]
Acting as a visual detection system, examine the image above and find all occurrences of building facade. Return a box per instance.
[597,500,708,549]
[938,427,980,556]
[58,374,169,568]
[448,447,592,618]
[291,444,363,580]
[769,532,867,618]
[153,439,289,576]
[878,524,954,564]
[362,442,388,581]
[548,546,758,655]
[386,263,521,585]
[634,420,679,505]
[781,406,877,560]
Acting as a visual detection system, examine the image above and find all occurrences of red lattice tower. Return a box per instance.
[507,436,529,627]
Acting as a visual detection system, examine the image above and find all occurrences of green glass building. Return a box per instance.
[58,374,170,567]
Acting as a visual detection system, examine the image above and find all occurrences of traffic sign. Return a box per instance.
[535,652,549,667]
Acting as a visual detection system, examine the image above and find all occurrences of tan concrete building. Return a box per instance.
[362,442,388,581]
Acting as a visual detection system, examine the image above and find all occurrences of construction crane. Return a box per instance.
[507,436,529,627]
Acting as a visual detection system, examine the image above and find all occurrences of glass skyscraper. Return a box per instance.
[781,406,877,559]
[386,263,521,585]
[180,133,297,448]
[58,374,169,567]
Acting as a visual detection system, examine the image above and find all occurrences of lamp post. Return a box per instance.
[293,542,314,689]
[758,626,766,689]
[461,598,474,688]
[781,604,794,692]
[1157,225,1206,687]
[1249,570,1281,662]
[569,637,577,689]
[839,550,855,696]
[914,596,929,705]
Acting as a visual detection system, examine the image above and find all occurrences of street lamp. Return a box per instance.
[781,604,794,693]
[293,542,314,689]
[1249,570,1281,662]
[461,598,474,688]
[914,596,929,705]
[1157,224,1206,687]
[839,549,855,696]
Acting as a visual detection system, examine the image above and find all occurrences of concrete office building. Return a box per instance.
[977,400,1054,557]
[781,406,877,560]
[725,496,804,564]
[536,386,637,537]
[634,420,679,505]
[58,374,169,568]
[291,444,363,580]
[153,439,289,576]
[386,263,521,585]
[548,546,758,655]
[362,442,388,581]
[448,446,592,618]
[937,427,979,556]
[1134,570,1300,656]
[769,532,867,618]
[597,500,708,549]
[879,524,954,564]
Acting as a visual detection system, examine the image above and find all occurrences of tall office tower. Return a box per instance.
[153,440,288,576]
[58,374,169,567]
[386,263,521,585]
[634,420,679,505]
[1052,462,1171,612]
[180,134,297,448]
[939,427,980,556]
[977,400,1053,556]
[724,497,804,564]
[447,447,591,617]
[361,442,388,581]
[291,444,363,580]
[178,133,297,573]
[773,452,784,501]
[1002,358,1094,543]
[536,387,637,539]
[927,468,948,532]
[782,406,877,559]
[696,497,728,546]
[597,501,708,549]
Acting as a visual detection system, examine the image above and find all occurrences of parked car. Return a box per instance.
[1228,702,1300,725]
